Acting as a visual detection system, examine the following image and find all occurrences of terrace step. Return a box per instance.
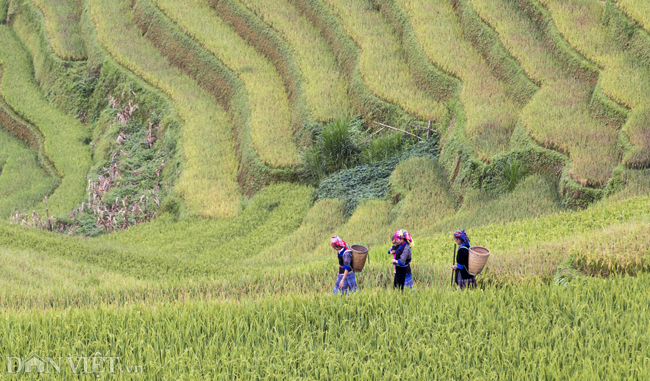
[89,0,240,218]
[0,26,91,217]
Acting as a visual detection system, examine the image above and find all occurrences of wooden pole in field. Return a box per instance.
[451,244,456,288]
[372,121,423,140]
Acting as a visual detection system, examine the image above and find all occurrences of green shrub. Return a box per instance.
[501,157,528,192]
[361,133,403,164]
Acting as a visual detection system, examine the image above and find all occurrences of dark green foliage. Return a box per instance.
[317,138,438,214]
[300,116,363,182]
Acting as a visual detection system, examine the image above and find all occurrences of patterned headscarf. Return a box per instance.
[453,230,470,247]
[331,235,349,250]
[393,230,414,246]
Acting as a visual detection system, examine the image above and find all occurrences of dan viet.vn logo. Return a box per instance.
[6,354,143,374]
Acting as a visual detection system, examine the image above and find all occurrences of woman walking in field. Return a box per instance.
[331,235,357,294]
[391,230,413,291]
[452,230,476,289]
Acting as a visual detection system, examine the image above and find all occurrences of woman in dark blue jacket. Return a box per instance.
[390,229,413,291]
[452,230,476,289]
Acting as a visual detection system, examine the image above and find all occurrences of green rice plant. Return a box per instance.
[151,0,300,167]
[0,246,144,293]
[0,183,314,282]
[2,275,650,378]
[31,0,87,60]
[89,0,240,218]
[621,106,650,168]
[539,0,650,170]
[321,0,448,122]
[0,26,90,217]
[571,221,650,277]
[239,0,351,121]
[471,0,620,187]
[394,0,520,160]
[606,168,650,202]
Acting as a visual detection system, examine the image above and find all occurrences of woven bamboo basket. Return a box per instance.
[350,245,368,272]
[467,246,490,276]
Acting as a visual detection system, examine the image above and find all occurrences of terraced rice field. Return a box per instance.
[31,0,86,60]
[0,127,57,218]
[322,0,448,122]
[90,0,240,218]
[240,0,351,121]
[539,0,650,168]
[397,0,520,159]
[616,0,650,32]
[0,26,90,217]
[471,0,619,186]
[1,0,650,378]
[152,0,300,167]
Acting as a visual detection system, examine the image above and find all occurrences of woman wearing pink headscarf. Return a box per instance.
[390,229,413,291]
[331,235,357,294]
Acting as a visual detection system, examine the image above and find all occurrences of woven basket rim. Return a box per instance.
[350,244,368,253]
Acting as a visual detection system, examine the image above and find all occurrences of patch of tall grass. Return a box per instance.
[239,0,350,121]
[0,26,90,217]
[152,0,299,167]
[0,128,57,218]
[31,0,86,60]
[300,116,368,181]
[89,0,240,217]
[396,0,520,159]
[321,0,447,122]
[472,0,619,186]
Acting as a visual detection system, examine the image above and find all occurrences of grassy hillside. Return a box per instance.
[0,0,649,377]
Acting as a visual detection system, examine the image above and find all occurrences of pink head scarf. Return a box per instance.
[394,229,414,246]
[330,235,349,250]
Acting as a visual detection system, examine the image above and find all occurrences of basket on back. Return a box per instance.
[468,246,490,276]
[350,245,368,272]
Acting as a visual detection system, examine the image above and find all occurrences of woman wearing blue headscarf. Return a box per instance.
[452,230,476,289]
